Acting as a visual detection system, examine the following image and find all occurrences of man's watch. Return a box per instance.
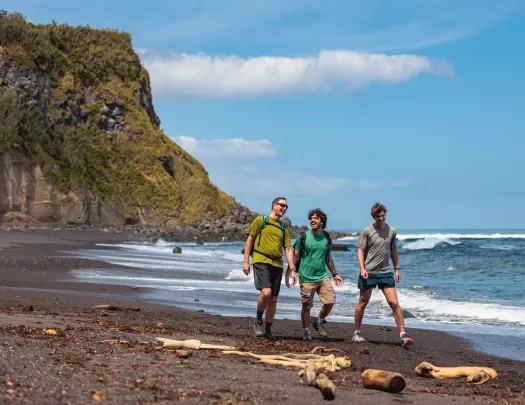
[394,266,400,270]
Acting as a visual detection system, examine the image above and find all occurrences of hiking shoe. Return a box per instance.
[264,330,276,340]
[254,322,264,337]
[303,330,312,341]
[400,332,413,347]
[352,331,365,343]
[313,318,328,337]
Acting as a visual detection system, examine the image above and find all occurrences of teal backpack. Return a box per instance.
[251,215,286,260]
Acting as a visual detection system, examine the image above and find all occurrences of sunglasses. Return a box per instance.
[275,203,288,209]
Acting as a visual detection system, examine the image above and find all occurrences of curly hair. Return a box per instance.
[308,208,328,229]
[371,202,387,218]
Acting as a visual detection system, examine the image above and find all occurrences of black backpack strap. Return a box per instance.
[299,231,307,257]
[323,230,332,264]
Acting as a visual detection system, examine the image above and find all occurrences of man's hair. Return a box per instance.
[272,196,287,208]
[371,202,387,217]
[308,208,328,229]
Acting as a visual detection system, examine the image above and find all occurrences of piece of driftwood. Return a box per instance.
[156,338,236,350]
[303,360,336,400]
[316,373,336,400]
[310,346,344,354]
[415,362,498,385]
[223,351,350,372]
[91,305,140,311]
[361,369,406,393]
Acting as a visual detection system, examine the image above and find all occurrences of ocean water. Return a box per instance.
[67,230,525,360]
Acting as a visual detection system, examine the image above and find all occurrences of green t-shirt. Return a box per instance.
[247,215,291,268]
[293,230,331,283]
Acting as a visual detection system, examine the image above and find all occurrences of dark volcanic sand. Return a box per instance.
[0,229,524,405]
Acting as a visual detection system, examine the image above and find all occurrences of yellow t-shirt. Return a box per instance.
[247,215,291,268]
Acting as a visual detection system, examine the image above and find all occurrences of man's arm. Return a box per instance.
[285,246,295,271]
[357,248,368,279]
[242,235,254,275]
[285,248,299,287]
[391,246,401,282]
[326,252,343,286]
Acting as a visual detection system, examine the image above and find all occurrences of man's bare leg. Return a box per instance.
[354,289,373,332]
[381,287,405,332]
[257,288,272,315]
[265,296,278,324]
[319,303,334,320]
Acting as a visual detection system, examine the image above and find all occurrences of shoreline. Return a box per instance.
[1,229,525,404]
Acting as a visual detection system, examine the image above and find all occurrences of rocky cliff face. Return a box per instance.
[0,12,239,228]
[0,148,125,225]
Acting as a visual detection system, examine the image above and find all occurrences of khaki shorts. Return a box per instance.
[300,278,335,310]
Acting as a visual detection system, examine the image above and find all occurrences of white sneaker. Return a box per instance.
[352,331,365,342]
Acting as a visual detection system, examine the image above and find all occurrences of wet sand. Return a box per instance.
[1,229,524,404]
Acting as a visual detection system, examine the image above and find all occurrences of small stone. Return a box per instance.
[172,247,182,254]
[176,349,191,358]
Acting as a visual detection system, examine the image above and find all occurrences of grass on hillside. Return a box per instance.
[0,10,235,223]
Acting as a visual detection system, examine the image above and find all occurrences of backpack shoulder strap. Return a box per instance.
[299,231,307,257]
[323,230,332,247]
[323,230,332,264]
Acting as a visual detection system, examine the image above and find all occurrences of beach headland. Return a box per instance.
[1,228,524,404]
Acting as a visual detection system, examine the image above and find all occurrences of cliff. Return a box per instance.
[0,11,245,228]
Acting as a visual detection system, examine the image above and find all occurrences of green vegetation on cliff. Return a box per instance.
[0,11,235,224]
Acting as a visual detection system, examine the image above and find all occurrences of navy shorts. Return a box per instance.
[358,272,395,290]
[253,262,283,297]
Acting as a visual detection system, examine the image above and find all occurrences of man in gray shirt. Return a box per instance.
[352,202,413,346]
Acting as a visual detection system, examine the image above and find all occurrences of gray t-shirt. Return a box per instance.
[356,224,397,274]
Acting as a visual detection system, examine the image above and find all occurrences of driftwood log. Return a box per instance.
[415,362,498,385]
[361,369,406,393]
[303,360,336,400]
[222,351,351,373]
[91,305,140,311]
[156,338,235,350]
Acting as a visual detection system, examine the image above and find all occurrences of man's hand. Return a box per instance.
[334,274,343,287]
[395,269,401,283]
[360,268,368,279]
[243,262,250,275]
[285,266,297,287]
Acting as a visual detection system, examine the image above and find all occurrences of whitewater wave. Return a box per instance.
[403,238,461,250]
[399,290,525,326]
[398,233,525,240]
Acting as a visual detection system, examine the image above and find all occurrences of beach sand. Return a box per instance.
[1,229,524,404]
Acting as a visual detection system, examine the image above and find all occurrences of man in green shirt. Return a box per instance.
[288,208,343,341]
[243,197,296,339]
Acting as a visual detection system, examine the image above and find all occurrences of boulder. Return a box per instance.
[332,244,350,251]
[172,247,182,254]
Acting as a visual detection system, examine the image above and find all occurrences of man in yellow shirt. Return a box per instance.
[243,197,297,339]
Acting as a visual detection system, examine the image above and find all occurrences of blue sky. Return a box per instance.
[4,0,525,230]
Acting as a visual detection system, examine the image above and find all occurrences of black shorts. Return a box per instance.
[253,262,283,297]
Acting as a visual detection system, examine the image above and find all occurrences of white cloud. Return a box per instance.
[150,0,524,52]
[173,136,276,160]
[358,180,383,191]
[140,50,453,100]
[393,178,412,187]
[211,168,347,195]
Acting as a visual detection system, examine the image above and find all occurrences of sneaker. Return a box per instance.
[264,329,276,340]
[400,332,413,347]
[312,318,328,337]
[303,330,312,341]
[352,331,365,343]
[254,322,264,337]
